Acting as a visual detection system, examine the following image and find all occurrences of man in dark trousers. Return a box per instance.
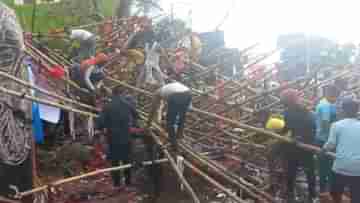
[323,98,360,203]
[147,82,192,151]
[96,87,138,189]
[315,85,339,197]
[280,89,316,203]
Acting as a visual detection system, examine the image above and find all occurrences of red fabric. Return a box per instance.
[80,58,97,71]
[48,65,65,79]
[280,88,301,105]
[174,48,186,74]
[86,143,106,170]
[216,79,225,99]
[95,53,109,64]
[129,127,144,134]
[248,65,265,80]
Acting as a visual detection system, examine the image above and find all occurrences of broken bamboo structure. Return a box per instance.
[17,158,169,198]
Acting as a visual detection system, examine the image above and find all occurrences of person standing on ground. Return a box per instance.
[280,89,317,203]
[0,2,33,202]
[95,87,138,189]
[322,98,360,203]
[147,82,192,151]
[65,28,97,62]
[315,85,339,195]
[334,79,356,120]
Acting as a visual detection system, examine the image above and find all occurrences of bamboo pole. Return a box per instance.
[180,142,270,203]
[148,131,200,203]
[190,107,335,158]
[183,159,248,203]
[25,43,88,94]
[0,71,98,112]
[189,49,278,98]
[17,158,168,198]
[218,76,307,116]
[0,196,20,203]
[0,86,97,118]
[143,110,272,202]
[242,65,357,122]
[106,76,335,158]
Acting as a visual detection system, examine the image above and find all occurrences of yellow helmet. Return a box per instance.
[127,49,145,65]
[266,117,285,130]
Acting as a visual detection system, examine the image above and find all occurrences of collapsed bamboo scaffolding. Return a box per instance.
[143,110,272,202]
[106,74,330,157]
[183,159,248,203]
[0,69,337,159]
[4,31,348,202]
[17,158,169,198]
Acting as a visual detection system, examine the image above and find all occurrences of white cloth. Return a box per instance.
[70,29,94,41]
[159,82,190,98]
[28,61,61,124]
[27,66,35,96]
[38,104,61,124]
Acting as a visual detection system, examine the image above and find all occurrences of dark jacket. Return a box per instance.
[283,106,316,144]
[96,95,138,160]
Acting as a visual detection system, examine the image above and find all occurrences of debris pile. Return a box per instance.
[1,3,359,203]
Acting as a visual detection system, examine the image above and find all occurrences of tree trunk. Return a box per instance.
[116,0,132,18]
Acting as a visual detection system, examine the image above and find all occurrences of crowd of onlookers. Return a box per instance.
[273,80,360,203]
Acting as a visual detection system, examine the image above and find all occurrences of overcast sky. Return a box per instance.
[161,0,360,52]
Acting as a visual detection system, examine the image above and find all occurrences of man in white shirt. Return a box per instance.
[322,98,360,203]
[147,82,192,151]
[66,28,96,61]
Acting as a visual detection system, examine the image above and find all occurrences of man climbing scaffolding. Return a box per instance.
[65,27,97,62]
[147,82,192,152]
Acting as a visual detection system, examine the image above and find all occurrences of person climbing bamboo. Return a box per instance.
[0,2,33,202]
[65,27,97,62]
[147,82,192,152]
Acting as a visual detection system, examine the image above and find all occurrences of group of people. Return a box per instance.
[63,25,194,193]
[278,83,360,203]
[6,3,359,201]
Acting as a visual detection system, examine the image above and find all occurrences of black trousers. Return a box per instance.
[166,92,192,150]
[286,146,316,199]
[331,172,360,203]
[110,143,132,187]
[144,134,163,197]
[0,154,33,200]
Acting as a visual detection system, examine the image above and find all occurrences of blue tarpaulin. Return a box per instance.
[32,102,44,144]
[26,62,44,144]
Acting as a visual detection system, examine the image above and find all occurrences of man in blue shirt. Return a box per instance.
[323,98,360,203]
[315,85,339,194]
